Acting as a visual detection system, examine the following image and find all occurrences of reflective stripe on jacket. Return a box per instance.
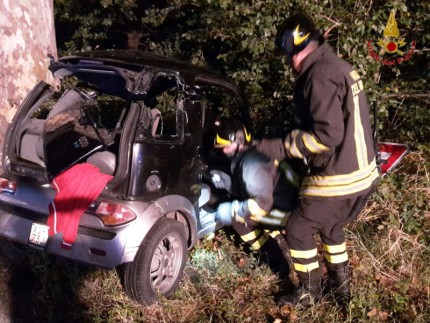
[231,147,298,227]
[288,41,379,198]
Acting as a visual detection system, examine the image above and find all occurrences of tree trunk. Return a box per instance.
[0,0,57,167]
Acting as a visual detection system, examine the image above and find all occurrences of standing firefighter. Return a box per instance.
[210,119,300,278]
[258,14,380,307]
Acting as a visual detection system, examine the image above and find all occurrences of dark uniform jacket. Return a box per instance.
[259,41,379,198]
[231,146,298,228]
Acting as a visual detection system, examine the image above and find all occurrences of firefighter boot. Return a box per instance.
[327,263,351,307]
[278,270,322,307]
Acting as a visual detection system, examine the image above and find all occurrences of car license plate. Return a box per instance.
[29,223,50,248]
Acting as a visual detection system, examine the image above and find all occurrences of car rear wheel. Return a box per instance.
[123,217,187,305]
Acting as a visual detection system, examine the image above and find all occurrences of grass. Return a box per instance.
[1,149,429,322]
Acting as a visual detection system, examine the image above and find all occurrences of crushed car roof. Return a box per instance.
[50,50,243,97]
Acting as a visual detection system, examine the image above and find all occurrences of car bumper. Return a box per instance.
[0,200,139,269]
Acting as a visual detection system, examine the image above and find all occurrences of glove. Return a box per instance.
[215,201,244,226]
[210,170,232,192]
[215,202,234,226]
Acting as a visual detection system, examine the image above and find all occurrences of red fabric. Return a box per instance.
[47,163,113,249]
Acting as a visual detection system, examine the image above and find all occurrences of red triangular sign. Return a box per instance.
[377,142,409,176]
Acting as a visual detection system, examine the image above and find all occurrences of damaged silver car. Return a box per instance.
[0,51,251,305]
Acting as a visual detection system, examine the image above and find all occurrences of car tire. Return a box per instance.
[123,217,187,305]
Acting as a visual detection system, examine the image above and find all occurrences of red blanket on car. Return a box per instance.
[47,163,113,249]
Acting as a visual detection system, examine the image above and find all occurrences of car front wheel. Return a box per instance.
[123,217,187,305]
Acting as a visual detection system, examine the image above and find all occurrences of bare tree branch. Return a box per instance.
[382,93,430,99]
[324,24,340,39]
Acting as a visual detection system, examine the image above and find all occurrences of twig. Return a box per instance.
[382,93,430,99]
[323,24,340,39]
[367,0,373,15]
[319,14,341,26]
[346,229,394,278]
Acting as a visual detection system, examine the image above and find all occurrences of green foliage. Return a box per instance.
[54,0,429,142]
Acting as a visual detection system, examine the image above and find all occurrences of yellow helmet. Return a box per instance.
[275,14,320,58]
[214,119,252,148]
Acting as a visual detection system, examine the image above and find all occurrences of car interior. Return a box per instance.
[14,63,245,185]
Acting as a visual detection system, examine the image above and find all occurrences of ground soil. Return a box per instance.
[0,260,37,323]
[0,260,13,323]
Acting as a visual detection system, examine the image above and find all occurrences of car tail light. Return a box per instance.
[0,177,17,194]
[88,201,137,226]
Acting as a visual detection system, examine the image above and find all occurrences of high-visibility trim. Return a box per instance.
[323,242,346,254]
[300,160,379,197]
[235,214,246,224]
[324,252,349,264]
[240,229,262,243]
[247,199,267,217]
[251,211,289,227]
[268,209,289,219]
[284,140,291,154]
[302,132,329,154]
[353,94,367,169]
[269,230,282,238]
[290,248,318,259]
[244,126,252,143]
[291,130,304,159]
[349,70,361,81]
[250,233,270,250]
[285,130,304,159]
[293,261,319,273]
[302,159,377,186]
[215,134,231,147]
[268,209,290,224]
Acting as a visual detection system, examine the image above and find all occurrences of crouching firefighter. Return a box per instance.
[210,119,301,279]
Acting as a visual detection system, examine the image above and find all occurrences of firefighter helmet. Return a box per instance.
[275,14,319,57]
[214,119,252,148]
